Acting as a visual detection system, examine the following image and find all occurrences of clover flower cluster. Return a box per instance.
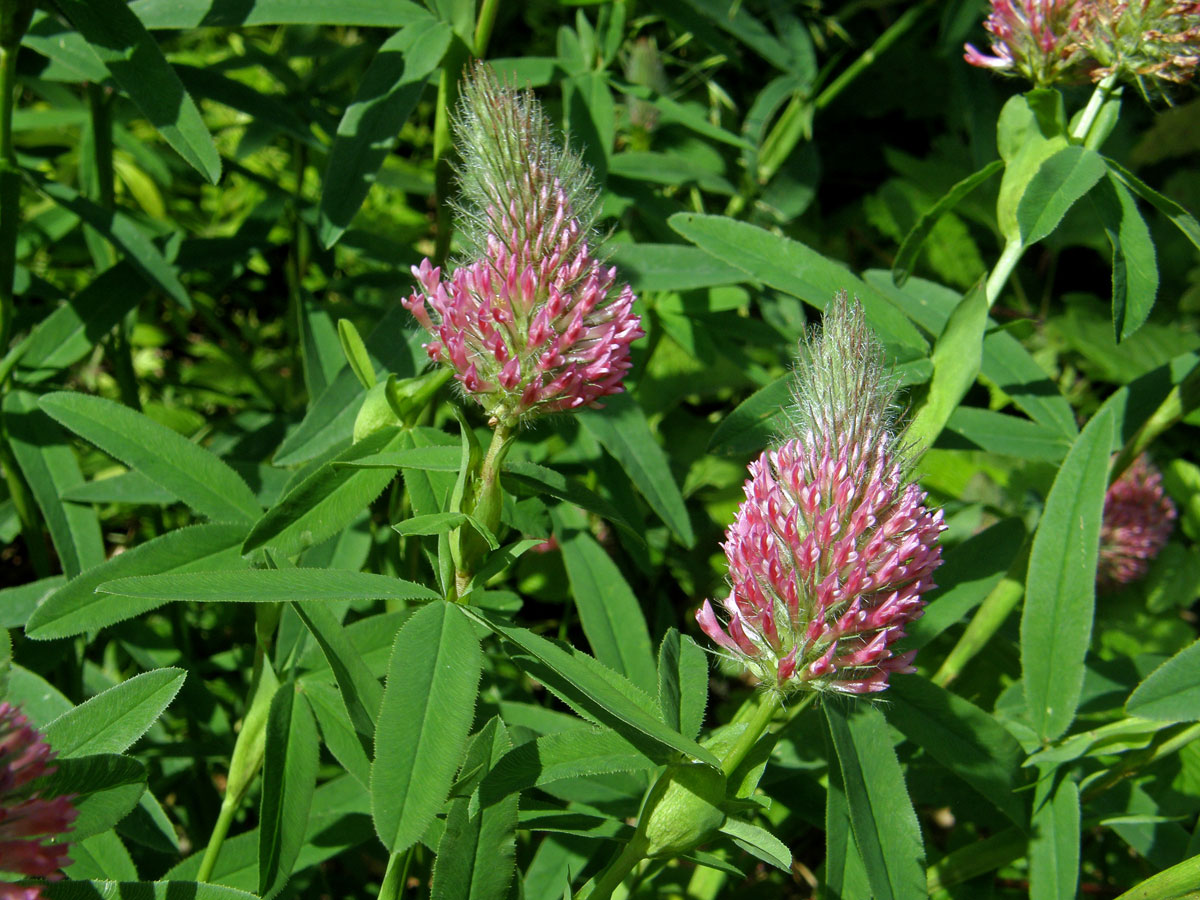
[403,65,643,428]
[965,0,1200,90]
[696,295,945,695]
[964,0,1092,84]
[1,702,76,894]
[1098,455,1176,590]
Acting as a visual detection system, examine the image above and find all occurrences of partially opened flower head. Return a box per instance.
[1098,454,1176,590]
[696,294,945,695]
[0,701,77,888]
[403,64,644,428]
[964,0,1092,84]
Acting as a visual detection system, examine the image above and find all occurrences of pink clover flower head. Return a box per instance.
[403,64,644,427]
[0,701,76,883]
[964,0,1092,84]
[1098,454,1176,590]
[696,294,946,695]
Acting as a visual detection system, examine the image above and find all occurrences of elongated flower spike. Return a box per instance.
[1098,455,1176,590]
[403,63,644,429]
[696,293,946,695]
[0,701,77,892]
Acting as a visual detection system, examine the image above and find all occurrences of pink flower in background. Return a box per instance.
[403,64,643,428]
[0,701,76,890]
[696,294,945,695]
[1098,455,1176,590]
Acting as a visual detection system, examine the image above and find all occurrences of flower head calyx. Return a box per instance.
[696,294,945,695]
[403,64,644,428]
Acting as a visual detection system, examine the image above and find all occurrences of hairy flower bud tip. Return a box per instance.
[403,64,643,426]
[696,294,945,695]
[0,702,77,885]
[1098,455,1176,590]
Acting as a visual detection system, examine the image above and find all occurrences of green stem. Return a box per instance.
[195,797,238,883]
[376,848,412,900]
[0,40,19,355]
[0,18,47,577]
[454,419,515,598]
[197,624,280,881]
[1071,72,1119,145]
[985,238,1025,308]
[932,540,1030,688]
[579,837,649,900]
[473,0,501,57]
[1111,367,1200,483]
[721,690,782,775]
[814,1,933,113]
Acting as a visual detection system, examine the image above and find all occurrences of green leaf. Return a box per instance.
[719,818,792,871]
[303,681,371,786]
[893,160,1004,287]
[656,629,709,742]
[44,882,260,900]
[338,318,376,389]
[1016,145,1107,245]
[501,460,640,541]
[3,390,105,579]
[318,18,452,247]
[31,177,191,309]
[292,601,385,741]
[1126,640,1200,723]
[53,0,220,182]
[668,212,928,352]
[1106,157,1200,255]
[432,720,519,900]
[244,427,408,556]
[578,393,694,547]
[559,531,657,694]
[15,262,144,374]
[38,753,147,841]
[706,374,790,457]
[259,682,319,898]
[906,282,988,451]
[39,392,260,525]
[60,470,175,505]
[943,408,1072,461]
[824,702,926,900]
[885,676,1028,827]
[608,243,744,293]
[394,511,498,550]
[0,575,63,629]
[466,607,719,767]
[1091,174,1158,342]
[98,569,438,605]
[824,731,873,900]
[43,668,186,758]
[338,445,461,471]
[1029,777,1080,900]
[25,523,248,640]
[130,0,428,27]
[477,727,658,809]
[1021,406,1115,742]
[371,601,483,855]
